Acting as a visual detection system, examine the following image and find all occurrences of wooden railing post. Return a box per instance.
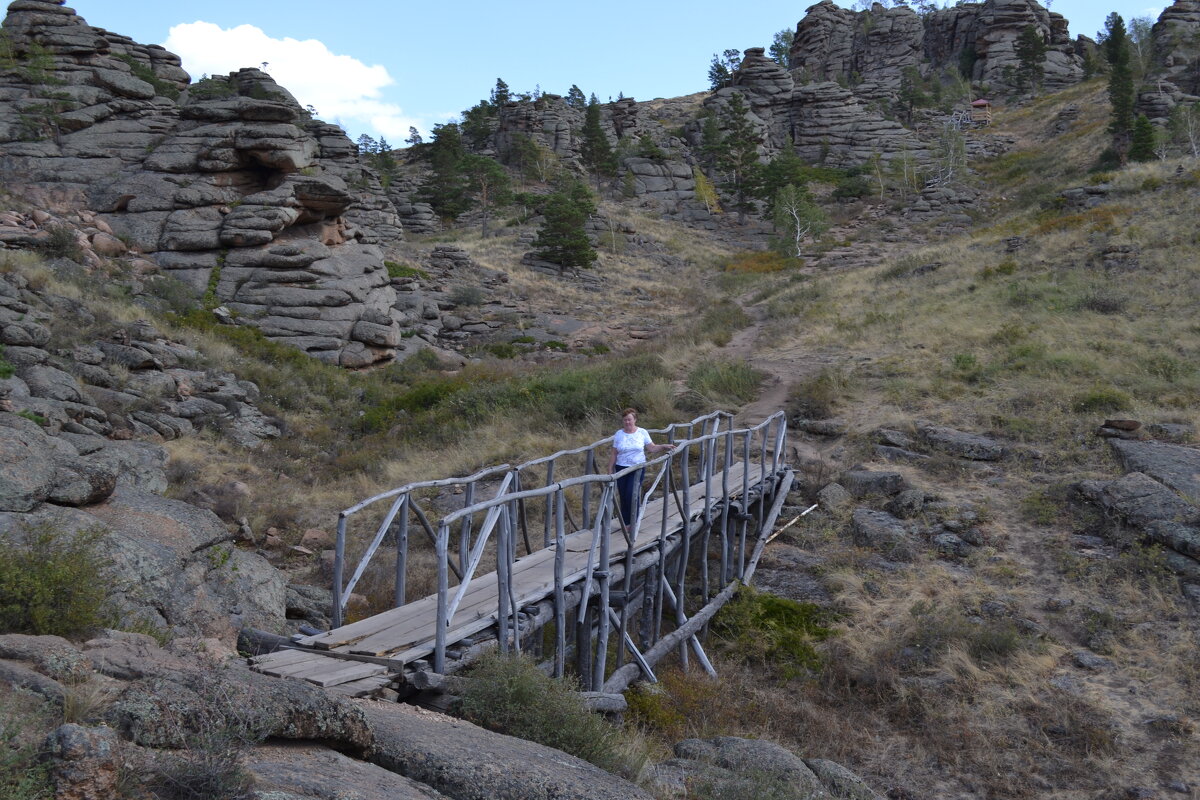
[583,448,595,529]
[553,490,566,678]
[434,520,450,673]
[393,496,409,608]
[332,514,347,629]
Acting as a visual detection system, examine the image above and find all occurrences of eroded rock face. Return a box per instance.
[0,1,405,367]
[790,0,1084,96]
[1153,0,1200,94]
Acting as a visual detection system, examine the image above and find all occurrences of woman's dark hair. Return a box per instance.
[621,407,638,419]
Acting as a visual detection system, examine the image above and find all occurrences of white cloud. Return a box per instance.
[163,21,419,140]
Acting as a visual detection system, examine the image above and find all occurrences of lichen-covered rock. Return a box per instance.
[851,507,915,561]
[0,412,57,511]
[362,702,652,800]
[42,723,121,800]
[111,664,372,751]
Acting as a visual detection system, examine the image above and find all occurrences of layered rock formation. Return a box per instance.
[789,0,1084,96]
[1138,0,1200,122]
[700,48,926,168]
[0,0,406,367]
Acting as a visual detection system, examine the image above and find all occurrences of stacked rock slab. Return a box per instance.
[789,1,925,100]
[0,0,406,367]
[1139,0,1200,121]
[789,0,1083,97]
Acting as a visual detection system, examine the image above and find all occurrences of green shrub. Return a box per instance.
[685,360,763,407]
[484,342,518,359]
[1070,386,1132,413]
[0,523,113,638]
[692,301,752,347]
[450,285,485,306]
[0,346,12,379]
[384,261,429,280]
[459,653,644,778]
[906,600,1024,665]
[0,692,53,800]
[786,367,851,420]
[510,335,536,344]
[38,224,82,261]
[831,174,870,200]
[16,410,47,427]
[712,586,834,679]
[544,340,568,351]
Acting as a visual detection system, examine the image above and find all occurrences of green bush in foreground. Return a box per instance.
[712,585,834,679]
[459,653,644,778]
[0,523,113,638]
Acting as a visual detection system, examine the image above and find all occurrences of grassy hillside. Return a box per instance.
[620,81,1200,798]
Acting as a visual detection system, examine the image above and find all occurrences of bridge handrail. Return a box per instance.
[437,412,783,526]
[511,410,734,472]
[330,410,783,630]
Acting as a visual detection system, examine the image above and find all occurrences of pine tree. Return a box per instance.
[533,181,597,271]
[491,78,510,106]
[1128,114,1157,161]
[712,93,761,224]
[1014,24,1046,92]
[418,123,471,218]
[405,126,423,147]
[1103,13,1136,164]
[565,84,587,109]
[580,96,616,191]
[708,49,742,91]
[769,30,793,67]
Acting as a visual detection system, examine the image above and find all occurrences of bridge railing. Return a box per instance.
[329,410,787,635]
[430,411,788,676]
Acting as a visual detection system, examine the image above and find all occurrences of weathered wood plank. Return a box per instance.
[260,463,765,683]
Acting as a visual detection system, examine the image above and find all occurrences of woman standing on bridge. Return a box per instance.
[609,407,675,529]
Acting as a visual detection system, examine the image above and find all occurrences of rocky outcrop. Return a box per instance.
[0,0,406,367]
[1151,0,1200,96]
[1077,438,1200,592]
[1139,0,1200,122]
[790,0,925,99]
[791,82,926,166]
[788,0,1084,97]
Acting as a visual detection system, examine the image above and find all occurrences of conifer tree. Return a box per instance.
[769,30,793,68]
[533,180,597,271]
[565,84,587,109]
[580,96,616,191]
[491,78,510,106]
[418,123,471,217]
[1103,13,1135,162]
[1128,114,1157,161]
[711,93,760,224]
[1015,24,1046,92]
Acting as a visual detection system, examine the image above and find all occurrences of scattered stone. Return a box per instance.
[887,489,925,519]
[933,532,972,559]
[1073,649,1113,671]
[795,418,847,436]
[840,469,905,498]
[918,424,1006,461]
[851,507,914,561]
[817,482,852,511]
[1146,422,1195,443]
[42,723,121,800]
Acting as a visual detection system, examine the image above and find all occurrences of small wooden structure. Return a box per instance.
[251,411,792,697]
[970,98,993,126]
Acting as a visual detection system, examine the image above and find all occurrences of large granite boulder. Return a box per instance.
[0,483,286,643]
[362,702,652,800]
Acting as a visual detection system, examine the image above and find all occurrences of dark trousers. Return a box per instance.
[614,466,644,529]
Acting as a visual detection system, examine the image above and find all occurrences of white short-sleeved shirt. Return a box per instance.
[613,427,653,467]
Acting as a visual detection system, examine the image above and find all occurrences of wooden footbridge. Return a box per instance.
[251,411,794,698]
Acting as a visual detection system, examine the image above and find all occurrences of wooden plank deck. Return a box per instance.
[252,462,763,690]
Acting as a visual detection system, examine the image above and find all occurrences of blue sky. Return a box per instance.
[66,1,1168,142]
